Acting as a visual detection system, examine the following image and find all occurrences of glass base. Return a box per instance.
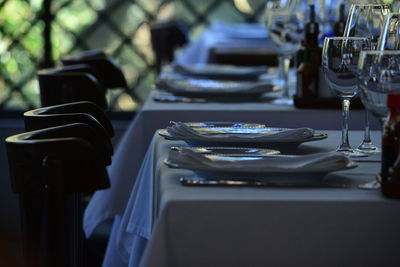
[336,147,369,158]
[358,175,381,190]
[356,141,381,153]
[272,97,293,105]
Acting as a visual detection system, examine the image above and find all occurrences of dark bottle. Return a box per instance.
[334,4,346,36]
[296,46,317,97]
[305,4,319,47]
[381,94,400,185]
[383,153,400,198]
[296,4,321,98]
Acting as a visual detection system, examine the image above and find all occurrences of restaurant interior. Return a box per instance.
[1,0,400,266]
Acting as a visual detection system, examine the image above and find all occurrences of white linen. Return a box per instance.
[167,121,314,142]
[156,77,274,94]
[115,139,156,264]
[168,149,353,173]
[100,131,383,267]
[175,22,271,64]
[172,63,267,78]
[84,89,380,239]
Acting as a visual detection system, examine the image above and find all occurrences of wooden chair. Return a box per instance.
[24,101,114,138]
[150,20,188,73]
[37,70,108,110]
[61,51,128,89]
[6,101,114,267]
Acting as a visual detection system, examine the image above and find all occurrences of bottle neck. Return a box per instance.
[305,4,319,46]
[339,4,345,22]
[334,4,346,36]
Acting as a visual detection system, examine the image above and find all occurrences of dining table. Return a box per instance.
[99,129,400,267]
[174,22,271,65]
[83,87,381,237]
[83,85,384,266]
[83,22,387,267]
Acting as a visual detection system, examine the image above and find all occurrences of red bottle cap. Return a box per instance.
[387,94,400,109]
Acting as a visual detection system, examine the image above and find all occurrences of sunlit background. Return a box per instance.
[1,0,396,112]
[0,0,269,112]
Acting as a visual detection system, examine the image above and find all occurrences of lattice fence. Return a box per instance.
[0,0,266,112]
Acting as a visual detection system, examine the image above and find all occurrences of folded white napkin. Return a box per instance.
[167,122,315,143]
[172,63,267,77]
[156,77,274,94]
[210,22,268,39]
[168,148,354,173]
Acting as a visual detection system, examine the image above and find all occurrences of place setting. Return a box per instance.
[159,121,327,150]
[153,63,281,103]
[157,121,361,188]
[152,1,400,193]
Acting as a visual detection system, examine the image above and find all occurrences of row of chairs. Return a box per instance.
[38,50,128,110]
[6,51,122,267]
[5,19,188,267]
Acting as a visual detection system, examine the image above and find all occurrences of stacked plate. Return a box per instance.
[171,63,268,81]
[159,121,327,150]
[160,122,357,186]
[155,64,278,102]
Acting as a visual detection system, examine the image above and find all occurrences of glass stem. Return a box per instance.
[363,109,372,143]
[278,56,284,80]
[340,97,352,150]
[282,55,291,99]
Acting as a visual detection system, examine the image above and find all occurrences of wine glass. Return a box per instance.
[265,9,304,104]
[343,3,391,153]
[322,36,370,157]
[264,0,294,101]
[377,13,400,51]
[358,50,400,189]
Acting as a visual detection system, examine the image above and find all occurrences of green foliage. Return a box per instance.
[0,0,259,112]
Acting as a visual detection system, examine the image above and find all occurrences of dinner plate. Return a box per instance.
[170,146,280,157]
[172,121,267,128]
[164,153,358,185]
[156,77,275,99]
[158,128,327,150]
[172,64,267,80]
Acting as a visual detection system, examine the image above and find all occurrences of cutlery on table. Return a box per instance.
[153,94,207,103]
[180,177,349,188]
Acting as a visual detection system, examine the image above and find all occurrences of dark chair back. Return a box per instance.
[37,70,108,110]
[150,20,188,73]
[62,52,128,89]
[7,123,111,194]
[6,123,111,267]
[24,101,114,138]
[46,64,104,85]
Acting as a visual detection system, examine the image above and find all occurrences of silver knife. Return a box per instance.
[180,177,348,188]
[153,94,207,103]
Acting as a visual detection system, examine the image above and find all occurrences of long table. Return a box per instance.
[101,130,400,267]
[84,89,381,238]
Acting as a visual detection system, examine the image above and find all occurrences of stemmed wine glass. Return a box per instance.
[343,4,391,153]
[322,36,370,157]
[265,9,304,104]
[357,50,400,189]
[264,0,294,92]
[378,13,400,51]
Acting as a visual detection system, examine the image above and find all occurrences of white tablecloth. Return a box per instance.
[84,89,381,236]
[83,20,387,267]
[103,130,400,267]
[175,22,270,64]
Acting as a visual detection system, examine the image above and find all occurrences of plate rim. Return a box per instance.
[158,128,328,143]
[171,146,281,156]
[163,158,358,174]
